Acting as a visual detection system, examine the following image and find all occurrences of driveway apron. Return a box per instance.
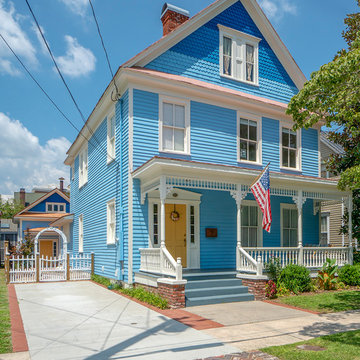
[15,281,238,360]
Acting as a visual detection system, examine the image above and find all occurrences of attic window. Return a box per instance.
[218,25,260,85]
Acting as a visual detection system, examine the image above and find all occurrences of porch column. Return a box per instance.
[293,191,305,265]
[159,176,173,249]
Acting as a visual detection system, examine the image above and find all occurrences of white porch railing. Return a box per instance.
[140,247,182,280]
[238,247,353,276]
[69,253,92,280]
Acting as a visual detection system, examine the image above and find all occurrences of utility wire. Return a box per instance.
[24,0,118,163]
[88,0,120,101]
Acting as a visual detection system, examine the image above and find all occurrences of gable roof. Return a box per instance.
[320,132,344,155]
[14,188,70,217]
[65,0,306,163]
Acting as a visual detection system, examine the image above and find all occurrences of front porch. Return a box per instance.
[132,158,353,306]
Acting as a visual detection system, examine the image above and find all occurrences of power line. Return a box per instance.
[88,0,120,102]
[25,0,118,163]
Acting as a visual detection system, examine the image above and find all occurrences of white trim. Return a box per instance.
[128,87,134,284]
[279,124,302,171]
[241,199,263,247]
[159,95,190,155]
[237,111,262,165]
[46,202,66,213]
[71,163,75,181]
[280,203,297,247]
[219,24,260,86]
[317,128,321,177]
[107,109,116,164]
[78,143,88,188]
[78,214,84,253]
[107,198,116,245]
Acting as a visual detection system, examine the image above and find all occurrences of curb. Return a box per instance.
[7,285,28,353]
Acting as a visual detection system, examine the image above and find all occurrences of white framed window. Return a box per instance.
[237,113,261,164]
[281,204,298,247]
[46,203,66,213]
[78,214,84,253]
[79,143,88,188]
[107,112,116,163]
[218,24,260,85]
[71,163,75,181]
[280,126,301,170]
[321,213,330,246]
[107,199,116,245]
[159,96,190,154]
[241,201,262,247]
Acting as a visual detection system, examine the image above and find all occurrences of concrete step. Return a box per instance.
[185,278,243,290]
[185,293,255,307]
[185,285,249,298]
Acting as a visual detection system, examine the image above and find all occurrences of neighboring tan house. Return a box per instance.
[320,132,347,247]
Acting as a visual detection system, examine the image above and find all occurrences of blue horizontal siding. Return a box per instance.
[302,128,319,177]
[146,1,298,103]
[262,117,280,172]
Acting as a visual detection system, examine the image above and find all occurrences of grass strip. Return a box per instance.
[0,269,12,354]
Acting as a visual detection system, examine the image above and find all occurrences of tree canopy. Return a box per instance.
[0,200,24,219]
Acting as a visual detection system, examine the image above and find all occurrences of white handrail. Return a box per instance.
[237,247,261,275]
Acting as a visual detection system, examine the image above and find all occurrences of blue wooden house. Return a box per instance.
[14,188,72,258]
[65,0,353,306]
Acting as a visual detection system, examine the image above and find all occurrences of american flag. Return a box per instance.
[250,164,272,233]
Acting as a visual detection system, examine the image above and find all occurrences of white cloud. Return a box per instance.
[0,112,71,195]
[55,35,96,77]
[259,0,297,22]
[0,0,37,75]
[58,0,88,17]
[31,23,48,55]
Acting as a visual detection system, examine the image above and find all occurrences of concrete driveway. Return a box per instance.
[15,282,237,360]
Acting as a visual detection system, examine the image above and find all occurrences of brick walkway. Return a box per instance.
[199,351,279,360]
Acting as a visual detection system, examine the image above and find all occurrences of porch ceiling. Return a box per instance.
[132,157,350,202]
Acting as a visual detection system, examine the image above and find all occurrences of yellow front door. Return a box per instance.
[40,240,54,258]
[165,204,187,267]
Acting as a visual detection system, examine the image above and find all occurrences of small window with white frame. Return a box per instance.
[281,127,300,169]
[79,143,88,188]
[241,203,261,247]
[160,97,190,154]
[107,112,116,163]
[238,117,259,163]
[46,203,66,213]
[281,205,298,247]
[78,214,84,253]
[320,213,330,246]
[152,203,159,246]
[219,25,260,85]
[107,199,116,245]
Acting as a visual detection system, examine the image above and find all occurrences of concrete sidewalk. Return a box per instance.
[15,282,238,360]
[187,301,360,351]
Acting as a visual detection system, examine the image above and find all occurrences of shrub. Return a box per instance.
[265,280,277,299]
[353,248,360,265]
[317,258,338,290]
[278,264,311,294]
[120,286,169,309]
[277,282,291,297]
[338,264,360,286]
[264,257,282,283]
[91,274,112,287]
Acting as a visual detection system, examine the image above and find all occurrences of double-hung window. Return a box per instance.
[241,203,260,247]
[160,97,190,154]
[78,214,84,253]
[79,144,88,188]
[281,205,298,247]
[239,118,258,162]
[107,112,116,163]
[107,199,116,245]
[321,214,330,246]
[219,25,260,85]
[281,127,299,169]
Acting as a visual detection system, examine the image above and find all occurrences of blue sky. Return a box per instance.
[0,0,358,195]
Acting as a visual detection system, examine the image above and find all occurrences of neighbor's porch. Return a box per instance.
[133,158,353,282]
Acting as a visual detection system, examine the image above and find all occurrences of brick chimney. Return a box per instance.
[59,177,65,192]
[161,3,189,36]
[20,188,25,206]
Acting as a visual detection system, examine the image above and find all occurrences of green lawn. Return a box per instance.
[263,330,360,360]
[0,269,12,353]
[275,290,360,313]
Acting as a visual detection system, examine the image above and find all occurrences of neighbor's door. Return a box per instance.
[165,204,187,267]
[39,240,54,258]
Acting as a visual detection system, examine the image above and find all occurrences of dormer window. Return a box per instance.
[219,25,260,85]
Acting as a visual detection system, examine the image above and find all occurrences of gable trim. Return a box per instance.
[14,189,70,217]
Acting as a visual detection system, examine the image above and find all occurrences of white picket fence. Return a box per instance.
[8,255,36,284]
[69,253,92,280]
[6,253,93,284]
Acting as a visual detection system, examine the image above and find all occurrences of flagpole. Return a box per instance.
[250,162,271,188]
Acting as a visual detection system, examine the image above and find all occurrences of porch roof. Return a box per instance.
[132,157,350,202]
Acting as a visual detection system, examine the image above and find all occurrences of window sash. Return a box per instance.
[239,118,258,162]
[241,205,259,247]
[282,128,298,168]
[282,208,298,247]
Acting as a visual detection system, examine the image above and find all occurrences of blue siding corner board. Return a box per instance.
[146,1,298,103]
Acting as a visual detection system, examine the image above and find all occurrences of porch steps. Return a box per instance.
[184,270,254,307]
